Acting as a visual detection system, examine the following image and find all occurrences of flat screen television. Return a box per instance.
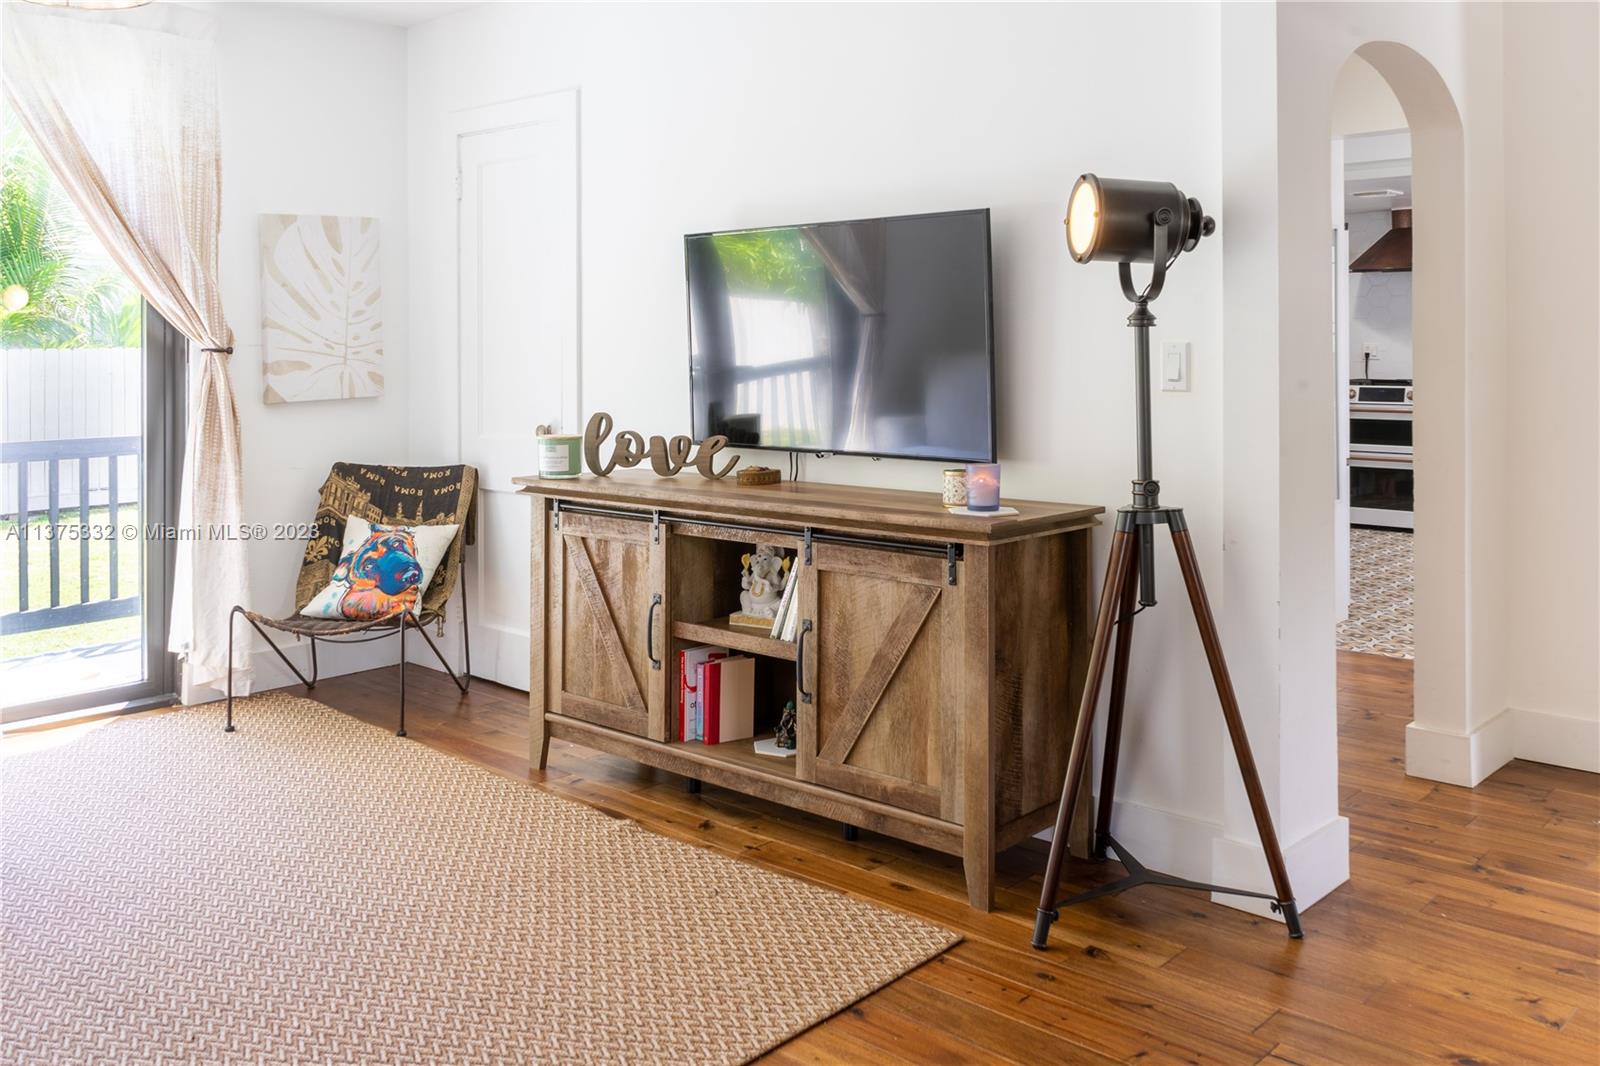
[685,208,995,463]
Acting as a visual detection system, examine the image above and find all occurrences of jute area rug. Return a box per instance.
[0,694,957,1064]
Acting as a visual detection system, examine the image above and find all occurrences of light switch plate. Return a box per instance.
[1161,340,1189,392]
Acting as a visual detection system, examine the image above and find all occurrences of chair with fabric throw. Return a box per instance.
[225,463,477,736]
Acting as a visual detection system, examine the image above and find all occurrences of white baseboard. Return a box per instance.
[1509,706,1599,773]
[181,634,400,705]
[1043,796,1350,920]
[1211,814,1350,921]
[1407,705,1597,784]
[1405,711,1516,786]
[1097,796,1221,883]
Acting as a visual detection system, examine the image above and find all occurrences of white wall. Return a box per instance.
[1330,54,1407,138]
[1347,210,1413,380]
[204,3,411,694]
[1217,2,1350,917]
[1502,0,1600,771]
[407,3,1277,895]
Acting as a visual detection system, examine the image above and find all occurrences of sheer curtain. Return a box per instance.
[3,4,251,696]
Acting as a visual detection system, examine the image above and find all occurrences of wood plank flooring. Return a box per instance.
[11,652,1597,1064]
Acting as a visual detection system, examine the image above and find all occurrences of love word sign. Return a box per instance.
[582,412,740,480]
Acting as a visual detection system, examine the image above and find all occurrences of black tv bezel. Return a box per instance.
[683,207,997,465]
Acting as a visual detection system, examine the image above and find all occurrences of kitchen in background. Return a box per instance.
[1337,129,1415,660]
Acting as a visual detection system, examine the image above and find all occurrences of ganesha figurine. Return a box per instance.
[729,544,791,628]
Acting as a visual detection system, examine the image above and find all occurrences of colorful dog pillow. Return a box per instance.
[300,517,460,620]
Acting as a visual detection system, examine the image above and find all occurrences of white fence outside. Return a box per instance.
[1,347,142,518]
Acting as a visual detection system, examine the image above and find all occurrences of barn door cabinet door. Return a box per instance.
[547,510,668,740]
[795,543,958,820]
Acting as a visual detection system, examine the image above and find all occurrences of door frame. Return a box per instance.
[1,303,184,723]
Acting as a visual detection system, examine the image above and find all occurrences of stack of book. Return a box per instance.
[767,570,801,641]
[677,645,756,744]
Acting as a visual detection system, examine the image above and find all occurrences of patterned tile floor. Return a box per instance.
[1336,527,1414,659]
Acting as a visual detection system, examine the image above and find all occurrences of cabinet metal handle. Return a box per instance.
[797,619,813,704]
[646,593,663,671]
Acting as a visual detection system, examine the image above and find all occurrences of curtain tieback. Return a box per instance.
[201,346,234,354]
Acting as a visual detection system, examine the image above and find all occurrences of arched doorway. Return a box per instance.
[1332,54,1415,665]
[1331,43,1467,778]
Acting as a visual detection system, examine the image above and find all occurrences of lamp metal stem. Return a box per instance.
[1130,299,1158,606]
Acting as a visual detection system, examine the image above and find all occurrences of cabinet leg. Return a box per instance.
[686,777,702,794]
[963,837,995,911]
[842,824,859,841]
[531,714,550,771]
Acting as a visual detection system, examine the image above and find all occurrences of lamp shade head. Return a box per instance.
[1065,175,1101,260]
[1063,174,1215,265]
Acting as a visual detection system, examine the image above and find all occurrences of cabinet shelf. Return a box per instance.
[668,733,797,779]
[671,616,797,661]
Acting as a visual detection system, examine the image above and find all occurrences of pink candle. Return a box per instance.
[965,463,1000,511]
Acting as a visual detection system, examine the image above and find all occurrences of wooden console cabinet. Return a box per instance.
[514,471,1102,909]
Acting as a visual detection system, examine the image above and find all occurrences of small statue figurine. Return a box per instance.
[775,700,797,750]
[730,544,792,628]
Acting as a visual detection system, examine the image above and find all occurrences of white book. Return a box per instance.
[769,570,797,638]
[781,592,800,641]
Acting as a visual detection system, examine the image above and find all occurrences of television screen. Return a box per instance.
[685,209,995,463]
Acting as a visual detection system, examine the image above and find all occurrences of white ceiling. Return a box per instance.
[278,2,478,28]
[1344,129,1411,215]
[1345,174,1411,215]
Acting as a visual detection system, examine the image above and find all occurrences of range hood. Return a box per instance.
[1349,208,1412,273]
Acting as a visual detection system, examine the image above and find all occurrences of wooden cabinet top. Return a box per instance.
[513,470,1103,544]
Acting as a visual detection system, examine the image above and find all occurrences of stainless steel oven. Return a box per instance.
[1349,383,1413,455]
[1348,382,1413,529]
[1349,454,1414,529]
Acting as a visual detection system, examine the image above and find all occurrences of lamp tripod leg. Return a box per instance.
[1034,527,1138,950]
[1169,525,1302,938]
[1094,535,1141,860]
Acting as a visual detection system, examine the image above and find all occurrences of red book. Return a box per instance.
[679,646,728,741]
[703,659,724,744]
[703,656,755,745]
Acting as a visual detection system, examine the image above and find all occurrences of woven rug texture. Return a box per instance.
[0,694,957,1065]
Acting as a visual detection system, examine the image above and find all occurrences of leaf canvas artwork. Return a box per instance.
[260,214,383,403]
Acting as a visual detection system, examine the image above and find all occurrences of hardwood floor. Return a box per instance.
[11,652,1596,1064]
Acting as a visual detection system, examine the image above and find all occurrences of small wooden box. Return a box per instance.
[736,466,781,486]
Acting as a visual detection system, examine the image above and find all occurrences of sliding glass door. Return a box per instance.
[1,115,183,721]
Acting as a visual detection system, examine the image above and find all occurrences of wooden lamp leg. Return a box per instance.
[1093,535,1141,860]
[1033,527,1138,949]
[1169,527,1301,936]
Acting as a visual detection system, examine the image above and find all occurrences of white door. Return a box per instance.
[457,91,579,689]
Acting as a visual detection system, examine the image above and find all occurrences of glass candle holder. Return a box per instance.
[965,463,1000,511]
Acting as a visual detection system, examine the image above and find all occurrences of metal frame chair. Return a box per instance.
[224,463,477,736]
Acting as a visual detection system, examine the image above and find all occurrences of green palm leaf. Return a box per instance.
[1,111,141,349]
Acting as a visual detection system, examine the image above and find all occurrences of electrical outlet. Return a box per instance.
[1161,340,1189,392]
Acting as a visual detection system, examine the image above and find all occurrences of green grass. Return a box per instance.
[0,505,140,659]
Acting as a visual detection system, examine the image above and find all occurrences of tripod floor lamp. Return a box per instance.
[1032,175,1303,949]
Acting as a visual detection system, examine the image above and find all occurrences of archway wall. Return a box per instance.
[1235,0,1598,797]
[1262,2,1502,794]
[1215,1,1503,916]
